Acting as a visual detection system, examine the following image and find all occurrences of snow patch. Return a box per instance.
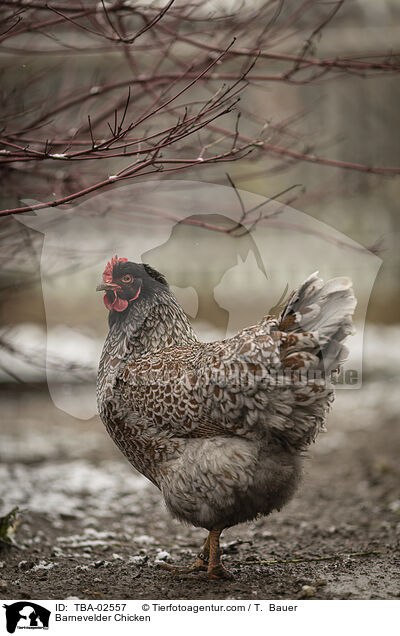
[0,459,148,520]
[154,550,172,563]
[32,561,56,571]
[135,535,155,545]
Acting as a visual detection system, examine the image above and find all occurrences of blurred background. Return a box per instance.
[0,0,399,599]
[1,0,399,396]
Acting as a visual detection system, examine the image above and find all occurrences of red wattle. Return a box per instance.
[103,292,128,312]
[112,296,129,312]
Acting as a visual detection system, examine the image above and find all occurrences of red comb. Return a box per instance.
[103,255,128,282]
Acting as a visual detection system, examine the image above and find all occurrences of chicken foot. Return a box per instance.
[158,534,210,575]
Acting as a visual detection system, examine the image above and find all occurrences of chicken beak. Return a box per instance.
[96,282,120,292]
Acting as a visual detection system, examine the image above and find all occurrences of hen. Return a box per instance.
[96,256,356,579]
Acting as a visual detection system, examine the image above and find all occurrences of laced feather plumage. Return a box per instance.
[96,260,356,578]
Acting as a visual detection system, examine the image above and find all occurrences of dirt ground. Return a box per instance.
[0,380,399,601]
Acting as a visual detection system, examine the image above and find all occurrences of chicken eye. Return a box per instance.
[121,274,133,283]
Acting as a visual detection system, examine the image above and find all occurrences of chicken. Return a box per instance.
[96,255,356,579]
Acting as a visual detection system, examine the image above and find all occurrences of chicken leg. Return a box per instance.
[159,529,232,578]
[206,527,233,580]
[188,533,210,571]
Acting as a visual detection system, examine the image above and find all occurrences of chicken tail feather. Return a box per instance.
[279,272,357,374]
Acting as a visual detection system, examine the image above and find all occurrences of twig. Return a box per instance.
[246,550,381,565]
